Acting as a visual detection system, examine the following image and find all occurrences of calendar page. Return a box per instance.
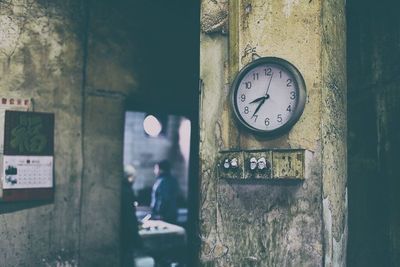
[0,98,31,153]
[0,98,32,198]
[3,156,53,189]
[1,111,54,201]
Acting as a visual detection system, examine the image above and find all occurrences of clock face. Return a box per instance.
[231,57,306,136]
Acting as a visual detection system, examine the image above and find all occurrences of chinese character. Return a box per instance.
[10,114,47,153]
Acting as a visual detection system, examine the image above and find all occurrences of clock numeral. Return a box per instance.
[240,94,246,102]
[279,70,282,78]
[264,117,270,126]
[287,79,293,87]
[245,82,252,89]
[277,114,283,123]
[244,106,249,114]
[290,91,296,100]
[253,115,258,122]
[253,73,259,80]
[287,105,292,112]
[264,68,272,76]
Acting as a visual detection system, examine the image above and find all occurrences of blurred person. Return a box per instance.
[150,160,179,224]
[121,164,141,267]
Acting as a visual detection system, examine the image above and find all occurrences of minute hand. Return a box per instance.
[252,98,266,117]
[265,72,274,96]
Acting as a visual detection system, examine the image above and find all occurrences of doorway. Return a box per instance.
[123,111,196,266]
[122,0,200,266]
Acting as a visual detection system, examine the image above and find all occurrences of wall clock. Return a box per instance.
[230,57,306,136]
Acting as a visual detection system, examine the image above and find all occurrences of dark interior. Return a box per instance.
[124,1,200,266]
[347,0,400,265]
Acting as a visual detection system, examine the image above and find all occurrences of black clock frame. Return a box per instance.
[230,57,307,137]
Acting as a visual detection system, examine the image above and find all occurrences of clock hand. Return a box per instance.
[249,96,266,104]
[251,98,266,118]
[250,73,274,118]
[264,72,274,96]
[249,94,270,105]
[248,73,274,106]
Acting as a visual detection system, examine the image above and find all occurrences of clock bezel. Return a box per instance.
[230,57,307,137]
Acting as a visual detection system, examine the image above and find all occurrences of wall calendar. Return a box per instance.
[1,110,54,202]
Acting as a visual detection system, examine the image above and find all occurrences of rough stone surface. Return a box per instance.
[0,1,84,266]
[199,0,346,266]
[200,0,228,34]
[198,33,227,264]
[0,1,137,266]
[321,1,347,266]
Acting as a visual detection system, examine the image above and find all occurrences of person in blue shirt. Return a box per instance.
[150,160,179,224]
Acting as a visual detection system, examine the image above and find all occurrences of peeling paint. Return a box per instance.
[42,253,78,267]
[200,231,229,262]
[245,3,252,14]
[323,197,333,266]
[0,16,20,56]
[283,0,300,18]
[332,188,347,266]
[323,188,348,266]
[200,0,228,34]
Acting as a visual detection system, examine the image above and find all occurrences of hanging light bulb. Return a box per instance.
[143,115,162,137]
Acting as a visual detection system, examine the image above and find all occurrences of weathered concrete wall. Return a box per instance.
[0,1,137,266]
[78,1,138,265]
[0,1,84,266]
[347,0,400,266]
[199,0,346,266]
[321,1,347,265]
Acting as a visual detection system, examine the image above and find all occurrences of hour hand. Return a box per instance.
[249,96,266,104]
[252,98,266,117]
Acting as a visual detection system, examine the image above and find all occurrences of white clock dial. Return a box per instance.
[231,58,306,136]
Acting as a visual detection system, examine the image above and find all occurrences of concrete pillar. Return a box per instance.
[199,0,346,266]
[79,1,138,265]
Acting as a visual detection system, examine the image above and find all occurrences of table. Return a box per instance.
[139,220,186,266]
